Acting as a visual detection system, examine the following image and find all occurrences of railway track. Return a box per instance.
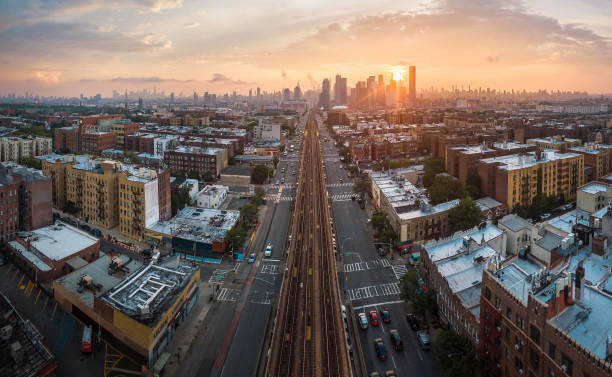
[267,112,350,377]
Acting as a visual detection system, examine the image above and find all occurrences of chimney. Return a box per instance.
[575,263,585,302]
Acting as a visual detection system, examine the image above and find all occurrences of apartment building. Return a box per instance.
[66,159,120,229]
[576,182,612,214]
[369,169,459,245]
[0,176,19,243]
[54,126,80,153]
[420,224,506,344]
[39,154,90,210]
[79,131,116,154]
[107,120,139,149]
[164,146,228,178]
[480,254,612,377]
[0,162,52,231]
[568,144,612,180]
[478,150,584,210]
[0,136,52,162]
[526,136,581,151]
[118,167,162,241]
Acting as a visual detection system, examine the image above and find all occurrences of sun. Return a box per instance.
[390,66,406,81]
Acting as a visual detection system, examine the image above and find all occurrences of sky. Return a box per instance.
[0,0,611,97]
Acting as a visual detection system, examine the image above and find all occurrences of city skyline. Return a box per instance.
[1,0,611,97]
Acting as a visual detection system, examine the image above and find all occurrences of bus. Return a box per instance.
[81,326,92,353]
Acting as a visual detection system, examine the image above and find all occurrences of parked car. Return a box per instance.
[80,224,91,232]
[540,213,551,220]
[374,338,387,360]
[358,313,368,330]
[380,308,391,324]
[390,329,403,351]
[406,313,420,331]
[385,371,396,377]
[91,228,102,237]
[247,253,256,263]
[369,310,380,326]
[416,330,431,350]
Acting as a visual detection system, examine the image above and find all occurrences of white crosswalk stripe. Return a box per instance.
[265,195,296,202]
[329,193,354,202]
[249,291,274,305]
[343,258,391,273]
[260,264,280,274]
[208,269,231,284]
[217,288,241,302]
[391,265,408,280]
[326,183,354,188]
[346,282,401,302]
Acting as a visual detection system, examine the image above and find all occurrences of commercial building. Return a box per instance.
[0,292,56,377]
[526,136,581,151]
[164,146,228,179]
[421,224,506,343]
[370,169,459,245]
[480,253,612,377]
[0,161,52,231]
[195,185,229,209]
[8,222,100,281]
[146,207,240,262]
[0,136,52,162]
[54,126,80,153]
[54,255,199,367]
[478,150,584,210]
[79,131,116,155]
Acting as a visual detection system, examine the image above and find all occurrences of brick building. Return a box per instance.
[164,146,228,178]
[480,254,612,377]
[79,131,116,155]
[125,133,157,154]
[0,178,19,243]
[54,126,80,153]
[568,144,612,181]
[39,154,90,210]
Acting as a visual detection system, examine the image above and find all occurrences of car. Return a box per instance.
[80,224,91,232]
[380,308,391,323]
[416,330,431,350]
[389,329,403,351]
[91,228,102,237]
[351,194,356,201]
[247,253,255,263]
[264,243,272,257]
[281,178,285,183]
[406,313,420,331]
[369,310,380,326]
[373,338,387,360]
[385,371,396,377]
[369,372,381,377]
[358,313,368,330]
[408,252,421,266]
[540,213,551,220]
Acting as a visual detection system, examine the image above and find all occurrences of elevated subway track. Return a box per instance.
[267,112,350,377]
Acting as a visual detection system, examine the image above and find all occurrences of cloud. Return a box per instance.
[97,24,117,33]
[185,22,200,29]
[141,34,172,50]
[207,73,253,85]
[35,71,60,84]
[80,77,194,83]
[485,55,500,63]
[133,0,183,13]
[196,10,207,16]
[281,71,287,78]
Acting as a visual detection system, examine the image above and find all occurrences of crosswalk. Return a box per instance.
[346,283,401,302]
[265,193,354,202]
[343,258,391,273]
[328,193,354,202]
[208,269,230,284]
[391,265,408,280]
[327,183,354,188]
[217,288,241,302]
[260,264,280,275]
[249,290,275,305]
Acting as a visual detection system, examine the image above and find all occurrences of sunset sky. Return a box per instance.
[1,0,611,96]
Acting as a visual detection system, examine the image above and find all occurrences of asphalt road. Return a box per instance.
[316,118,444,377]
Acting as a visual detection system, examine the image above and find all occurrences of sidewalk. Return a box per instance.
[159,282,215,376]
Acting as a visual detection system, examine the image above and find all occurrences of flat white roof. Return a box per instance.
[29,223,98,261]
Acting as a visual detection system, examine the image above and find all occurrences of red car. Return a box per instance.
[369,310,380,326]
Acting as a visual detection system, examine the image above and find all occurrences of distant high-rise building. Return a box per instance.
[256,87,261,100]
[248,89,252,102]
[138,97,143,108]
[204,91,209,104]
[334,75,347,105]
[318,79,330,109]
[193,91,198,104]
[282,88,291,102]
[409,66,416,102]
[170,92,175,102]
[294,83,302,100]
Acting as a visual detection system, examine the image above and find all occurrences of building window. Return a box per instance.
[548,342,556,360]
[484,286,491,300]
[495,297,502,311]
[515,357,524,374]
[506,306,512,319]
[561,353,573,376]
[529,347,539,370]
[530,325,540,345]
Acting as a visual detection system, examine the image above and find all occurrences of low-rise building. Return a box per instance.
[497,214,534,256]
[54,126,80,153]
[577,182,611,213]
[0,292,56,377]
[526,135,581,151]
[0,136,52,162]
[54,255,199,367]
[164,146,228,179]
[195,185,229,209]
[220,165,252,186]
[421,224,506,343]
[8,222,100,281]
[146,207,240,262]
[475,197,507,221]
[79,131,116,155]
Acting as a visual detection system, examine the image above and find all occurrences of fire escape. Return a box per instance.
[131,186,142,238]
[97,182,106,226]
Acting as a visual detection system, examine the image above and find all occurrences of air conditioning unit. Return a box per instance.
[561,365,567,372]
[515,343,520,350]
[518,368,523,375]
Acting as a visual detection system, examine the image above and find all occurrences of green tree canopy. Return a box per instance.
[448,197,483,233]
[251,164,269,184]
[21,156,41,169]
[433,330,481,377]
[369,213,388,235]
[423,158,445,188]
[225,225,248,251]
[202,171,214,182]
[171,186,192,216]
[188,169,199,179]
[427,175,466,205]
[465,170,482,199]
[353,177,370,196]
[240,203,259,226]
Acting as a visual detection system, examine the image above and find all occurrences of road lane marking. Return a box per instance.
[17,273,25,286]
[51,302,58,319]
[35,289,42,304]
[391,264,408,280]
[43,296,49,309]
[352,300,405,310]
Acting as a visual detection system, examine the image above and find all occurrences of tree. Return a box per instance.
[240,203,259,226]
[188,169,200,180]
[63,200,80,215]
[273,154,279,168]
[202,171,214,182]
[251,164,269,184]
[250,186,265,206]
[123,150,138,163]
[225,225,248,251]
[399,269,420,303]
[423,158,445,188]
[465,170,482,199]
[353,177,370,196]
[228,156,236,165]
[171,186,192,215]
[21,156,41,169]
[433,330,481,377]
[369,213,388,235]
[448,197,483,233]
[428,175,465,205]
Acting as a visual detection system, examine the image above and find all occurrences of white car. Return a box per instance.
[264,243,273,257]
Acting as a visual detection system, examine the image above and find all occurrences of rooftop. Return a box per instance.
[172,145,225,155]
[21,222,98,262]
[578,182,609,195]
[147,206,239,243]
[498,214,533,232]
[475,197,503,211]
[480,150,582,171]
[424,224,503,263]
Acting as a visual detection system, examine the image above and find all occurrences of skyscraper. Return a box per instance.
[334,75,347,105]
[318,78,330,109]
[294,83,302,100]
[282,88,291,102]
[409,65,416,102]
